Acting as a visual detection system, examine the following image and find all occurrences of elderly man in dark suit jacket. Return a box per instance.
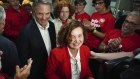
[0,6,20,77]
[17,0,56,79]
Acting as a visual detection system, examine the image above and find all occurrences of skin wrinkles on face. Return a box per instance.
[68,27,84,51]
[121,15,140,36]
[59,7,69,21]
[34,4,51,28]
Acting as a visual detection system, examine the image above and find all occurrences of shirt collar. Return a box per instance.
[56,18,62,22]
[68,47,80,59]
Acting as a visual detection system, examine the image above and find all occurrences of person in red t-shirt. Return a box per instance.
[74,0,90,23]
[83,0,115,78]
[83,0,115,51]
[91,10,140,60]
[3,0,31,44]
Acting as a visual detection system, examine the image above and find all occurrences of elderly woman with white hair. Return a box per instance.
[0,6,33,79]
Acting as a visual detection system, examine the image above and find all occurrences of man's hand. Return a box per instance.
[90,51,97,59]
[83,19,94,30]
[14,58,33,79]
[108,37,122,52]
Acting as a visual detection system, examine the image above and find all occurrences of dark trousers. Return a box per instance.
[89,48,101,79]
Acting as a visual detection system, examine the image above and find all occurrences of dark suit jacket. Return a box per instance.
[46,45,93,79]
[17,18,56,79]
[0,35,20,77]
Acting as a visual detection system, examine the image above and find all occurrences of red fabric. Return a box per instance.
[103,29,140,52]
[4,6,31,43]
[84,12,115,49]
[0,71,10,79]
[0,76,4,79]
[75,12,90,23]
[45,45,93,79]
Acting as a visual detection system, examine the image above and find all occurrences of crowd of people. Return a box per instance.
[0,0,140,79]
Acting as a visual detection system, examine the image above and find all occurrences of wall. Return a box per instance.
[84,0,95,16]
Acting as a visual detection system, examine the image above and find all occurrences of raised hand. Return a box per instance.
[14,58,33,79]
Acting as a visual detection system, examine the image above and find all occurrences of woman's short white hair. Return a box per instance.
[0,6,6,22]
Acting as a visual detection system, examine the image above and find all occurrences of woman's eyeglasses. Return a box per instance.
[93,2,104,6]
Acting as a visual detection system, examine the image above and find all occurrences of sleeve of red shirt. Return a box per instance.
[102,31,110,44]
[104,15,115,33]
[85,14,91,21]
[0,71,10,79]
[4,7,31,38]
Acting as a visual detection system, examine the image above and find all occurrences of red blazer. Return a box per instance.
[45,45,93,79]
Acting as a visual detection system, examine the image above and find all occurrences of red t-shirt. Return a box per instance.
[103,29,140,52]
[75,12,90,23]
[4,6,31,43]
[0,71,9,79]
[84,12,115,50]
[0,76,4,79]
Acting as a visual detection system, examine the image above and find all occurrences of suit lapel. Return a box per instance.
[31,19,48,56]
[48,21,56,49]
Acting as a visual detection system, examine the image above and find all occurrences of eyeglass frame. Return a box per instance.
[124,19,140,26]
[93,2,104,6]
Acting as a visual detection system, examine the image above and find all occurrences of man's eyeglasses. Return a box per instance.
[124,20,140,26]
[93,2,104,6]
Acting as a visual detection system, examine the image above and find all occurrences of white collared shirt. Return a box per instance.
[34,18,51,56]
[52,18,62,36]
[68,47,81,79]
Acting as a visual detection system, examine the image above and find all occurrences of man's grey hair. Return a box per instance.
[32,0,52,3]
[0,6,6,22]
[128,10,140,17]
[32,0,52,13]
